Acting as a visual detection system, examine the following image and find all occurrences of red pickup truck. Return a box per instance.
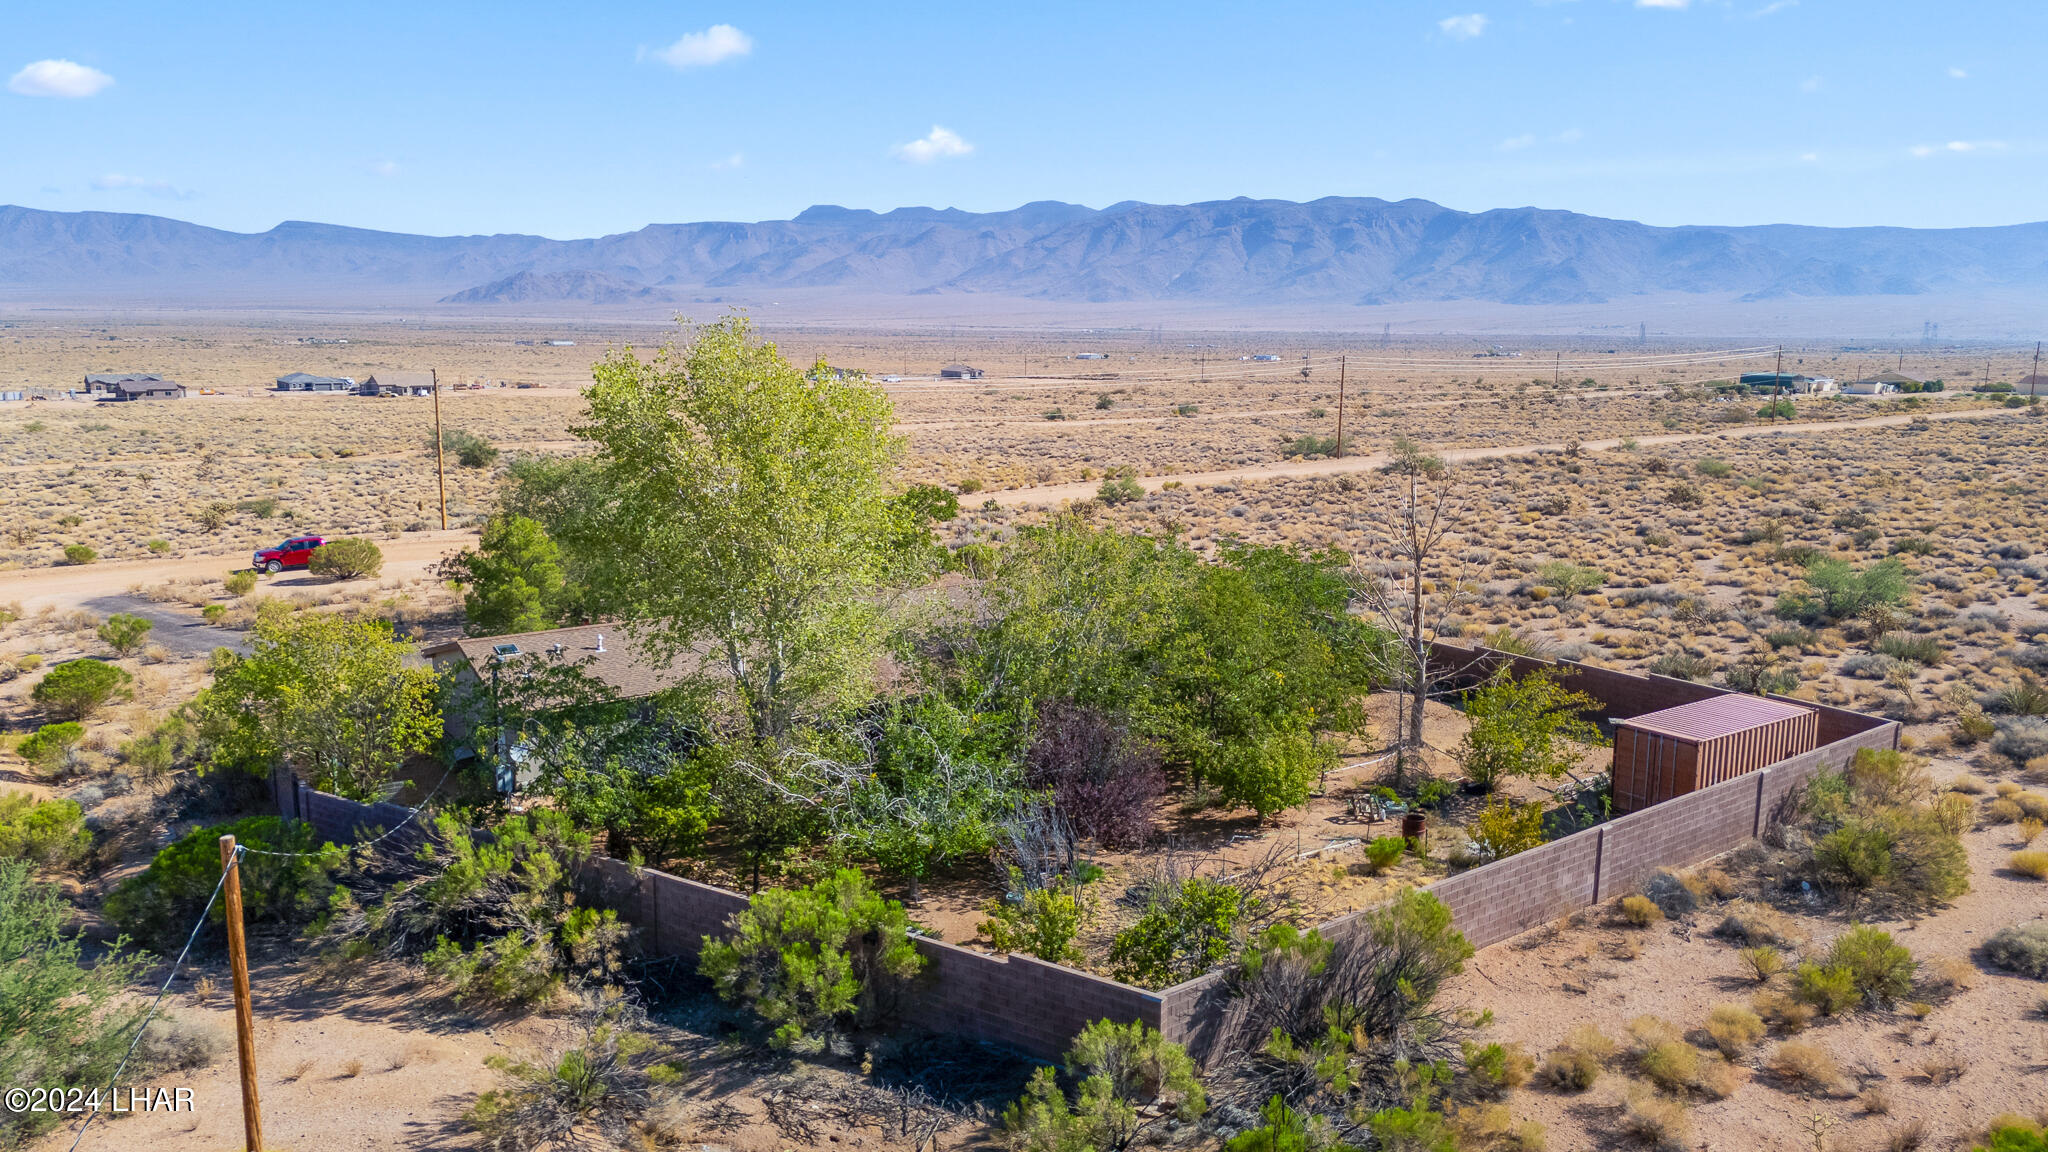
[252,535,325,573]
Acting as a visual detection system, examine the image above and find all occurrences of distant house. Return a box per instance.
[939,364,984,380]
[1739,372,1837,395]
[2019,374,2047,393]
[1072,353,1108,361]
[105,378,186,401]
[1845,370,1921,396]
[358,371,436,397]
[274,372,356,393]
[83,372,168,395]
[1252,354,1283,362]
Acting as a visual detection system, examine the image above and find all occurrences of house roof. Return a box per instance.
[364,370,435,390]
[422,623,695,701]
[1869,370,1922,385]
[1618,694,1813,743]
[276,372,353,386]
[940,363,982,373]
[113,378,182,394]
[85,372,165,386]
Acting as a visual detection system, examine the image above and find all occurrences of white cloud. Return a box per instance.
[1799,75,1822,92]
[1947,66,1968,79]
[652,24,751,69]
[1635,0,1689,8]
[1438,13,1489,39]
[1498,133,1536,151]
[1553,127,1583,144]
[90,173,193,199]
[1910,140,2005,157]
[368,160,400,177]
[1749,0,1797,16]
[8,59,115,98]
[892,126,973,163]
[711,152,744,170]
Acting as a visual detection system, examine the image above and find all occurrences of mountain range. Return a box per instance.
[3,196,2045,311]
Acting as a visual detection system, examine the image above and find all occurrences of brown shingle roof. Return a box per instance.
[423,623,697,700]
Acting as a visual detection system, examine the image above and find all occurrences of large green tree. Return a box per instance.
[574,318,903,741]
[443,513,573,636]
[193,611,442,799]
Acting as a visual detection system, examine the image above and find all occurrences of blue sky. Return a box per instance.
[4,1,2039,238]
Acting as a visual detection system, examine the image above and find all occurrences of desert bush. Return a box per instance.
[1739,944,1787,983]
[1916,955,1976,999]
[1792,962,1861,1015]
[981,875,1087,965]
[1636,1039,1701,1094]
[308,537,384,580]
[1641,869,1698,918]
[1281,433,1341,459]
[1876,633,1946,667]
[1823,925,1916,1006]
[1110,874,1251,988]
[223,569,257,597]
[1618,1085,1691,1150]
[326,811,626,1008]
[1766,1040,1841,1094]
[1995,718,2048,765]
[138,1012,228,1073]
[119,713,195,776]
[1467,796,1547,862]
[1460,1040,1533,1100]
[106,816,340,953]
[1619,895,1664,927]
[1097,473,1145,505]
[1972,1121,2048,1152]
[1003,1019,1205,1152]
[2011,850,2048,879]
[1805,750,1970,908]
[1704,1004,1766,1056]
[1715,900,1803,948]
[466,994,684,1152]
[437,428,501,469]
[699,868,921,1050]
[0,860,152,1148]
[1646,650,1713,681]
[14,721,86,772]
[1537,561,1607,601]
[0,791,89,867]
[62,544,97,565]
[96,612,153,656]
[31,658,133,720]
[1986,798,2026,824]
[1023,701,1165,848]
[1535,1043,1604,1092]
[1752,988,1815,1032]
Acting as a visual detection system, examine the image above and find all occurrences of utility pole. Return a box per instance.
[1554,351,1561,388]
[431,368,447,530]
[2033,342,2042,398]
[1336,354,1346,458]
[218,836,264,1152]
[1775,346,1785,420]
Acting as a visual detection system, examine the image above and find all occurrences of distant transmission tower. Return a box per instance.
[1381,323,1391,348]
[1638,322,1647,347]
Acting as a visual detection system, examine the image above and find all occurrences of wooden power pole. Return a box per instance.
[1335,354,1346,458]
[218,835,264,1152]
[2033,342,2042,398]
[431,368,447,530]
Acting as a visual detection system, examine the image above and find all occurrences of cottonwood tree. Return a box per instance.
[1351,439,1489,785]
[574,318,903,742]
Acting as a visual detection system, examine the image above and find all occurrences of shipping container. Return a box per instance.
[1610,694,1819,813]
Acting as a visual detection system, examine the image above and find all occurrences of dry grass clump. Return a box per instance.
[1858,1085,1891,1115]
[2010,849,2048,879]
[1686,866,1739,901]
[1449,1103,1547,1151]
[1617,1084,1692,1151]
[1884,1118,1928,1151]
[1917,1056,1964,1085]
[1987,797,2026,823]
[1536,1025,1614,1093]
[1618,895,1664,928]
[1714,900,1804,948]
[1737,944,1786,983]
[1915,954,1977,999]
[1702,1004,1766,1056]
[1764,1040,1841,1095]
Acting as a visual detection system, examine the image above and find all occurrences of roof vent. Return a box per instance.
[595,634,606,653]
[551,643,564,654]
[491,643,521,657]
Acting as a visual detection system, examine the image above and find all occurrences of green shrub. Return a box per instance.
[308,537,384,580]
[1823,925,1916,1005]
[1282,433,1341,459]
[1705,1003,1766,1056]
[1097,473,1145,505]
[980,876,1087,965]
[1209,719,1332,820]
[223,569,258,597]
[0,791,89,867]
[437,428,501,468]
[1461,1040,1532,1098]
[1468,796,1547,862]
[147,538,170,554]
[1974,1123,2048,1152]
[30,659,132,720]
[118,714,194,776]
[15,721,85,771]
[1695,457,1733,478]
[1003,1019,1206,1152]
[96,612,154,656]
[105,817,341,952]
[1537,561,1607,601]
[1109,875,1251,988]
[1792,962,1861,1015]
[698,868,922,1050]
[1875,632,1945,667]
[62,544,97,565]
[465,996,685,1150]
[1365,835,1407,873]
[1457,669,1606,790]
[1982,922,2048,979]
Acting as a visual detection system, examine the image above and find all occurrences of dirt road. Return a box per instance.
[0,531,478,616]
[984,406,2026,507]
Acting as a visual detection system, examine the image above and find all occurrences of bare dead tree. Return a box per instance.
[1351,441,1492,788]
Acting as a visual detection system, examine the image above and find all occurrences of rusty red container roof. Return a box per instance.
[1618,694,1814,742]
